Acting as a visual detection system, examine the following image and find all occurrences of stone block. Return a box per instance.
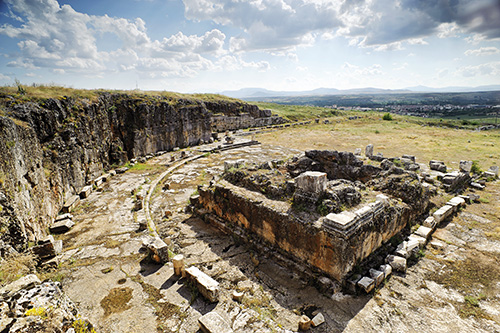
[49,219,74,234]
[408,234,426,247]
[406,238,421,252]
[415,226,432,240]
[459,160,473,173]
[488,165,499,177]
[109,170,116,176]
[142,237,169,263]
[55,213,73,222]
[62,195,80,213]
[311,313,325,327]
[430,240,445,250]
[375,194,389,205]
[402,154,416,162]
[433,205,454,224]
[430,161,447,173]
[379,264,392,279]
[423,216,436,229]
[295,171,327,193]
[357,276,375,293]
[386,255,406,272]
[232,290,244,302]
[224,159,246,172]
[470,182,485,190]
[185,266,220,303]
[395,245,409,259]
[198,311,233,333]
[447,196,466,210]
[32,237,56,260]
[369,269,384,286]
[298,315,311,331]
[115,167,128,174]
[365,144,374,157]
[483,171,496,179]
[354,148,362,156]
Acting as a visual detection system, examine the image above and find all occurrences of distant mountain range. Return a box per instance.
[220,85,500,99]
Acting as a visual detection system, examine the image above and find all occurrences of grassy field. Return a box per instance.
[255,110,499,171]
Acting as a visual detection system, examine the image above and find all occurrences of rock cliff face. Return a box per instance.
[0,92,262,250]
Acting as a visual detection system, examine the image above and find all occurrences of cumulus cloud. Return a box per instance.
[458,61,500,77]
[184,0,343,51]
[183,0,500,51]
[0,0,230,79]
[0,73,11,80]
[342,62,384,76]
[465,47,500,56]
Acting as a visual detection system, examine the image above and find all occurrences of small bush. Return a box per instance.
[470,160,482,175]
[382,113,393,121]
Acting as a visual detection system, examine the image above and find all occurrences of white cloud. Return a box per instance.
[342,62,384,76]
[458,61,500,77]
[465,47,500,56]
[0,73,11,80]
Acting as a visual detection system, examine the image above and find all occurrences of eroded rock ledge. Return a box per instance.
[0,92,283,249]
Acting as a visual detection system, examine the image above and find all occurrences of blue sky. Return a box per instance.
[0,0,499,93]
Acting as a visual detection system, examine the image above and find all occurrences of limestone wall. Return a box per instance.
[211,114,287,132]
[197,181,412,282]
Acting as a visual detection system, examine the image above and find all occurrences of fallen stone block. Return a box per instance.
[31,236,56,260]
[298,315,311,331]
[430,160,447,173]
[386,255,406,272]
[79,185,92,199]
[354,148,362,156]
[483,171,496,179]
[142,237,169,263]
[379,264,392,279]
[395,245,409,259]
[115,167,129,174]
[408,234,426,247]
[357,276,375,293]
[185,266,220,303]
[415,226,432,240]
[470,182,485,190]
[369,269,384,286]
[198,311,233,333]
[232,290,244,302]
[62,195,80,213]
[55,213,73,222]
[447,196,466,211]
[109,170,116,176]
[311,313,325,327]
[423,216,436,229]
[49,219,75,234]
[433,205,454,224]
[488,166,499,177]
[460,160,473,173]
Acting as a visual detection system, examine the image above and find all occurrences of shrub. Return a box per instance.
[382,113,393,121]
[470,160,481,175]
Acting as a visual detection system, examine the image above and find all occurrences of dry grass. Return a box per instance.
[256,115,500,171]
[0,253,37,286]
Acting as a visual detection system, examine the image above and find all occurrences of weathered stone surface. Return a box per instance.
[49,219,74,234]
[470,182,485,190]
[232,290,244,302]
[311,313,325,327]
[408,234,426,247]
[433,205,454,224]
[115,167,129,174]
[62,195,80,213]
[198,311,233,333]
[415,226,432,239]
[459,160,473,173]
[224,159,246,172]
[346,274,362,294]
[379,264,392,279]
[0,274,40,298]
[365,144,374,157]
[295,171,327,193]
[357,276,375,293]
[79,185,93,199]
[386,255,407,272]
[430,160,447,173]
[354,148,362,156]
[185,266,220,303]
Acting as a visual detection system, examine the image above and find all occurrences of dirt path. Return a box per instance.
[54,139,500,332]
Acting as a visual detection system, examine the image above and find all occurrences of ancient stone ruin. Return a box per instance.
[193,149,433,287]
